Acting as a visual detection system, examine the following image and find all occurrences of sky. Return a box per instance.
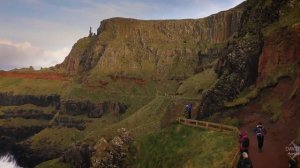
[0,0,244,70]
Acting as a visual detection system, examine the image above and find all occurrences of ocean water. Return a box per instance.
[0,154,21,168]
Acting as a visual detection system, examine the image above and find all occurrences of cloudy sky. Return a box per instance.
[0,0,244,70]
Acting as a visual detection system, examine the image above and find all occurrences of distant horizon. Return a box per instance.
[0,0,244,71]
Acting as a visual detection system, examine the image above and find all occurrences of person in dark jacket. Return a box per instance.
[238,152,253,168]
[254,122,267,152]
[188,103,192,119]
[289,159,298,168]
[184,104,192,119]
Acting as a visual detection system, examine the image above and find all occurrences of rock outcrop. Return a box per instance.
[91,128,133,168]
[61,143,93,168]
[51,116,86,130]
[61,128,132,168]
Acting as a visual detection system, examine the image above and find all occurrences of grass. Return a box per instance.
[85,96,171,140]
[0,77,67,95]
[224,88,259,108]
[35,159,70,168]
[263,5,300,36]
[30,127,85,151]
[132,124,236,168]
[177,68,217,97]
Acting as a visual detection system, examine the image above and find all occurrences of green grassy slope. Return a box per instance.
[132,124,236,168]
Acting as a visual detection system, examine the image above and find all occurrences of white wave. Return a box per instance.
[0,154,21,168]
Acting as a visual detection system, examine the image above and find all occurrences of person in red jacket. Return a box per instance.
[239,131,250,154]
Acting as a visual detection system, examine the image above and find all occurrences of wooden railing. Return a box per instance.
[177,118,240,168]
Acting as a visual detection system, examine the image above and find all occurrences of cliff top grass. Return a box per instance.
[0,77,67,96]
[0,118,48,128]
[131,124,236,168]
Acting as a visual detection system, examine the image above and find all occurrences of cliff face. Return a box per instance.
[258,23,300,83]
[197,0,290,118]
[57,7,244,79]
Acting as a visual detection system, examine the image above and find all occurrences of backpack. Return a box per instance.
[256,126,266,137]
[242,137,250,148]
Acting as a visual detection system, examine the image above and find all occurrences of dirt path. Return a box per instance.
[238,105,299,168]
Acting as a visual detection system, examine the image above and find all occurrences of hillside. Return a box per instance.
[0,0,300,167]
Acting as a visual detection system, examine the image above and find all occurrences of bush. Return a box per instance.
[223,117,240,127]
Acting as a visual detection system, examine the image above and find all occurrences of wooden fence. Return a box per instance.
[177,118,240,168]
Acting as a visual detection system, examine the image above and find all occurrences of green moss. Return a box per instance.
[35,159,70,168]
[131,124,236,168]
[224,88,259,108]
[263,6,300,36]
[177,68,217,97]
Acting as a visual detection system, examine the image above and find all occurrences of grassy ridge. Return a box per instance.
[132,124,236,168]
[177,68,217,97]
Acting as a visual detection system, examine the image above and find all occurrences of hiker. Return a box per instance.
[254,122,267,152]
[239,131,250,154]
[188,103,192,119]
[184,104,189,118]
[289,159,298,168]
[237,152,253,168]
